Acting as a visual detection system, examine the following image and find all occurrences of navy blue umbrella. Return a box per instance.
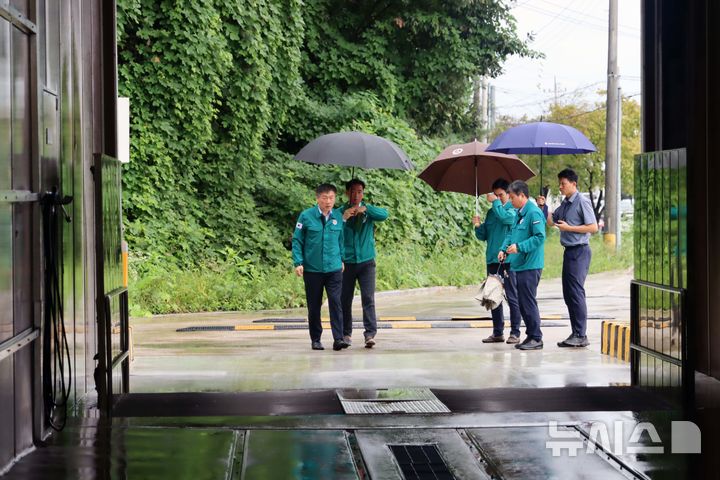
[486,121,597,194]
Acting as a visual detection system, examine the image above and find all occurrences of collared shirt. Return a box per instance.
[318,205,332,222]
[552,191,597,247]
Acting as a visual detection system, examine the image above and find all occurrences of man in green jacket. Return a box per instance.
[473,178,521,344]
[292,183,347,351]
[499,180,546,350]
[339,179,388,348]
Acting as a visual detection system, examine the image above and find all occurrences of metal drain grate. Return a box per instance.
[389,445,455,480]
[337,388,451,414]
[340,400,450,414]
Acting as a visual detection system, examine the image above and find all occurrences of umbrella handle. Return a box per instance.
[474,158,479,216]
[539,152,543,196]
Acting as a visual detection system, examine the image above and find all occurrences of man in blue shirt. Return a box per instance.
[499,180,546,350]
[473,178,521,344]
[339,179,388,348]
[547,168,599,348]
[292,184,347,351]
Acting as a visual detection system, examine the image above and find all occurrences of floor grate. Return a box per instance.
[337,388,451,414]
[389,444,455,480]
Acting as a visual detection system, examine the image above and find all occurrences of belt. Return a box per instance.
[563,243,589,249]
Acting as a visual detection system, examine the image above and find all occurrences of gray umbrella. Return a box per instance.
[294,131,414,170]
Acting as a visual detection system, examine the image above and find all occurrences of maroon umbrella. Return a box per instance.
[418,140,535,214]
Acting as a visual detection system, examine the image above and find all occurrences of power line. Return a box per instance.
[496,80,604,109]
[533,0,640,32]
[496,92,640,123]
[520,3,640,39]
[529,0,585,35]
[522,1,640,34]
[552,92,640,122]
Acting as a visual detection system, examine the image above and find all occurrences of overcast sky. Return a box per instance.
[493,0,641,119]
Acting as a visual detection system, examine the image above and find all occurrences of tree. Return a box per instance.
[299,0,538,137]
[116,0,536,271]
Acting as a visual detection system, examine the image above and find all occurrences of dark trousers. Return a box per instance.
[303,270,343,342]
[487,263,521,337]
[341,260,378,339]
[562,244,592,337]
[516,269,543,340]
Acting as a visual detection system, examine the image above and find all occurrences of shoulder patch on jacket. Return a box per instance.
[296,222,303,229]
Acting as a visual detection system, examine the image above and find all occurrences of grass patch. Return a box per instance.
[542,229,634,279]
[129,231,633,316]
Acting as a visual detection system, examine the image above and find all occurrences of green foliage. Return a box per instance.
[117,0,533,283]
[129,231,633,315]
[299,0,537,135]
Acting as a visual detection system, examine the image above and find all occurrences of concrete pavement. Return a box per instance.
[128,270,633,393]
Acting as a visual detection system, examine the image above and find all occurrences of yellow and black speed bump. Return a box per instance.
[601,321,630,362]
[176,319,569,332]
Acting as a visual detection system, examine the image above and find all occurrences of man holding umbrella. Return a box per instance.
[473,178,522,344]
[292,183,348,352]
[499,180,546,350]
[546,168,599,348]
[339,179,388,349]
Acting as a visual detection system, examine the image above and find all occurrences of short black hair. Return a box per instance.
[316,183,337,195]
[491,178,510,192]
[558,168,579,184]
[345,178,366,190]
[508,180,529,198]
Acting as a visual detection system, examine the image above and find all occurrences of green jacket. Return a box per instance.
[500,201,546,271]
[475,199,516,265]
[338,202,388,263]
[292,206,345,273]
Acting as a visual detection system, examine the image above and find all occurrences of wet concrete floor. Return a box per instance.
[4,409,700,479]
[129,270,632,393]
[8,270,710,479]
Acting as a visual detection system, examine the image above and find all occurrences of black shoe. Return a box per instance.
[557,333,577,347]
[514,337,532,349]
[559,334,589,347]
[333,340,348,351]
[311,341,324,350]
[517,338,544,350]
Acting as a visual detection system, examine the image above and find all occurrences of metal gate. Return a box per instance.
[631,148,690,405]
[93,153,129,415]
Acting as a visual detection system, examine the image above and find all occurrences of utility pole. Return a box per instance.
[489,85,496,133]
[616,86,622,250]
[604,0,619,247]
[473,75,481,139]
[481,77,489,142]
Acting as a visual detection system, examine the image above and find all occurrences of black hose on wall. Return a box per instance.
[40,189,73,431]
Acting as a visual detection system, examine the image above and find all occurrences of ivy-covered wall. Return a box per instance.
[117,0,533,277]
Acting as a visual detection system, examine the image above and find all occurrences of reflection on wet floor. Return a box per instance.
[4,272,716,479]
[126,271,633,394]
[4,408,705,480]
